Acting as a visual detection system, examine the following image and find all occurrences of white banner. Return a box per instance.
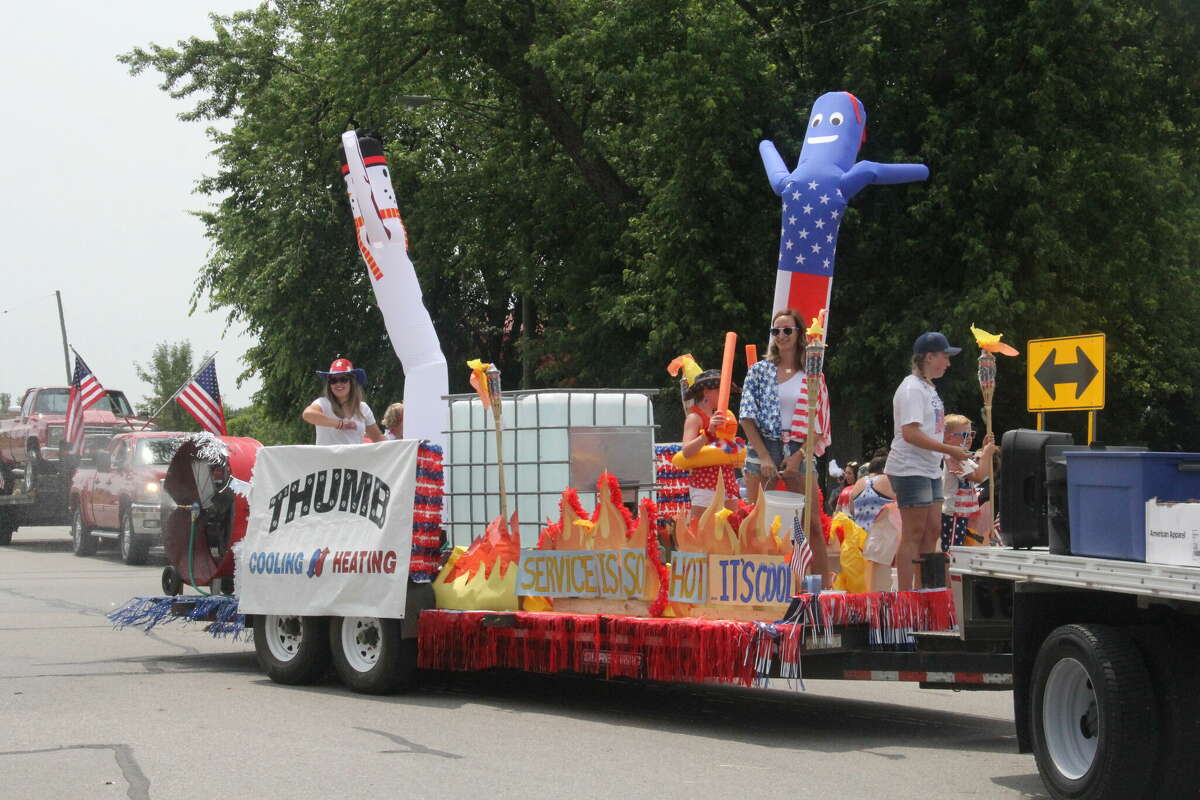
[235,440,417,617]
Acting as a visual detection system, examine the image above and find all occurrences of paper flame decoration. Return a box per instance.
[804,309,828,376]
[970,324,1020,357]
[806,309,827,342]
[533,473,668,613]
[467,358,502,412]
[433,511,521,611]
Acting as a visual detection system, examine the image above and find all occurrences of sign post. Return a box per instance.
[1027,334,1106,443]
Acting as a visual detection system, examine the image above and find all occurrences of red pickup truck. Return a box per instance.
[0,386,145,478]
[1,387,149,526]
[69,432,185,564]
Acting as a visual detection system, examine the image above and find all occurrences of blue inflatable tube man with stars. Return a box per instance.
[760,91,928,334]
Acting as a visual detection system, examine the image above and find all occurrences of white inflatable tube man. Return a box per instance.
[340,130,449,451]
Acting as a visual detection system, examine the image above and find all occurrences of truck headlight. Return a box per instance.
[47,426,65,449]
[137,480,162,503]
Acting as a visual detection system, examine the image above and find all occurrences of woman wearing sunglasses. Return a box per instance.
[738,308,832,581]
[302,358,386,444]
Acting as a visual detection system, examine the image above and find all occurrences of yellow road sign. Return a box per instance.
[1027,334,1105,412]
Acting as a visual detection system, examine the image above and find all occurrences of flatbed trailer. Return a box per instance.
[950,546,1200,800]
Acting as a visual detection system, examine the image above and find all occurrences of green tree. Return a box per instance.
[0,393,10,414]
[135,341,201,432]
[226,403,306,446]
[123,0,1200,454]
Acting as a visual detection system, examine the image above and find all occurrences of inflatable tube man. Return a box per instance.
[761,92,929,333]
[340,130,449,450]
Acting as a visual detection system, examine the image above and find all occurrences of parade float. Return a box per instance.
[112,106,993,695]
[101,96,1200,800]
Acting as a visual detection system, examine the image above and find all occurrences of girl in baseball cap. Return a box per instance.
[882,331,972,590]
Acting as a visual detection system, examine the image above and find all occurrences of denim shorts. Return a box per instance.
[744,438,805,475]
[888,474,944,508]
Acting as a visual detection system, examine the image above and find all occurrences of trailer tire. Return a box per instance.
[254,615,331,685]
[70,506,96,556]
[1129,624,1200,799]
[119,510,149,566]
[1031,624,1157,800]
[329,616,414,695]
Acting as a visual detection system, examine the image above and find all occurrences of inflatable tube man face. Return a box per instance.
[799,92,867,171]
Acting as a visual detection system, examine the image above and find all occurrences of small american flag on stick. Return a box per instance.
[790,510,813,588]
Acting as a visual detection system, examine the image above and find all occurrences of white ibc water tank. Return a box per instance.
[444,390,656,547]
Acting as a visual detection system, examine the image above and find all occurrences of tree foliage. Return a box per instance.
[135,341,202,432]
[123,0,1200,453]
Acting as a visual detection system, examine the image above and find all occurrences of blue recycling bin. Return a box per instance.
[1066,451,1200,561]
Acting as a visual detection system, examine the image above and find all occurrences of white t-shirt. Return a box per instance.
[775,371,805,426]
[884,374,945,478]
[311,397,376,445]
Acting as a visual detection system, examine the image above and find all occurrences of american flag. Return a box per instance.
[790,510,813,588]
[65,354,107,455]
[771,179,847,330]
[177,358,227,435]
[784,373,832,456]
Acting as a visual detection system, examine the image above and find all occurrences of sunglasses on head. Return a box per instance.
[328,375,352,385]
[770,326,797,337]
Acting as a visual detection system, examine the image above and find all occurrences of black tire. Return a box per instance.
[0,505,15,545]
[1128,624,1200,799]
[119,509,150,566]
[161,566,183,596]
[329,616,414,695]
[70,506,96,557]
[253,614,331,685]
[1030,624,1158,800]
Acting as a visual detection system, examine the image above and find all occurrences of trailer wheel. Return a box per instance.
[160,566,183,596]
[1129,624,1200,799]
[254,614,330,685]
[119,510,149,566]
[70,507,96,556]
[1031,624,1157,800]
[329,616,414,695]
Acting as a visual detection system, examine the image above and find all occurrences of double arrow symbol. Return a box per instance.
[1034,346,1099,400]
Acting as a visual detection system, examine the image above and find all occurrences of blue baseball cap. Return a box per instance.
[913,331,961,356]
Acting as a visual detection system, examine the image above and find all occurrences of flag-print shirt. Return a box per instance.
[738,359,831,456]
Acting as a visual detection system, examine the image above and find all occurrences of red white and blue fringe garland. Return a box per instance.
[108,595,249,640]
[418,588,956,688]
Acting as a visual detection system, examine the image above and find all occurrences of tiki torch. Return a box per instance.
[468,359,509,525]
[800,310,827,579]
[970,324,1020,543]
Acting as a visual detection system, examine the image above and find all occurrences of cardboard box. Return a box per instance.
[1144,497,1200,568]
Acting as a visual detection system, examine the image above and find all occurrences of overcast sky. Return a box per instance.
[0,2,261,411]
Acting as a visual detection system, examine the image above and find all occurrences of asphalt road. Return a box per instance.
[0,527,1049,800]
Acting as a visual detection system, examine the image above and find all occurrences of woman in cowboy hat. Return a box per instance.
[302,358,385,445]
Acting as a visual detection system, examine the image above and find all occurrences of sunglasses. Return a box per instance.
[769,327,797,337]
[328,376,352,385]
[952,430,975,440]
